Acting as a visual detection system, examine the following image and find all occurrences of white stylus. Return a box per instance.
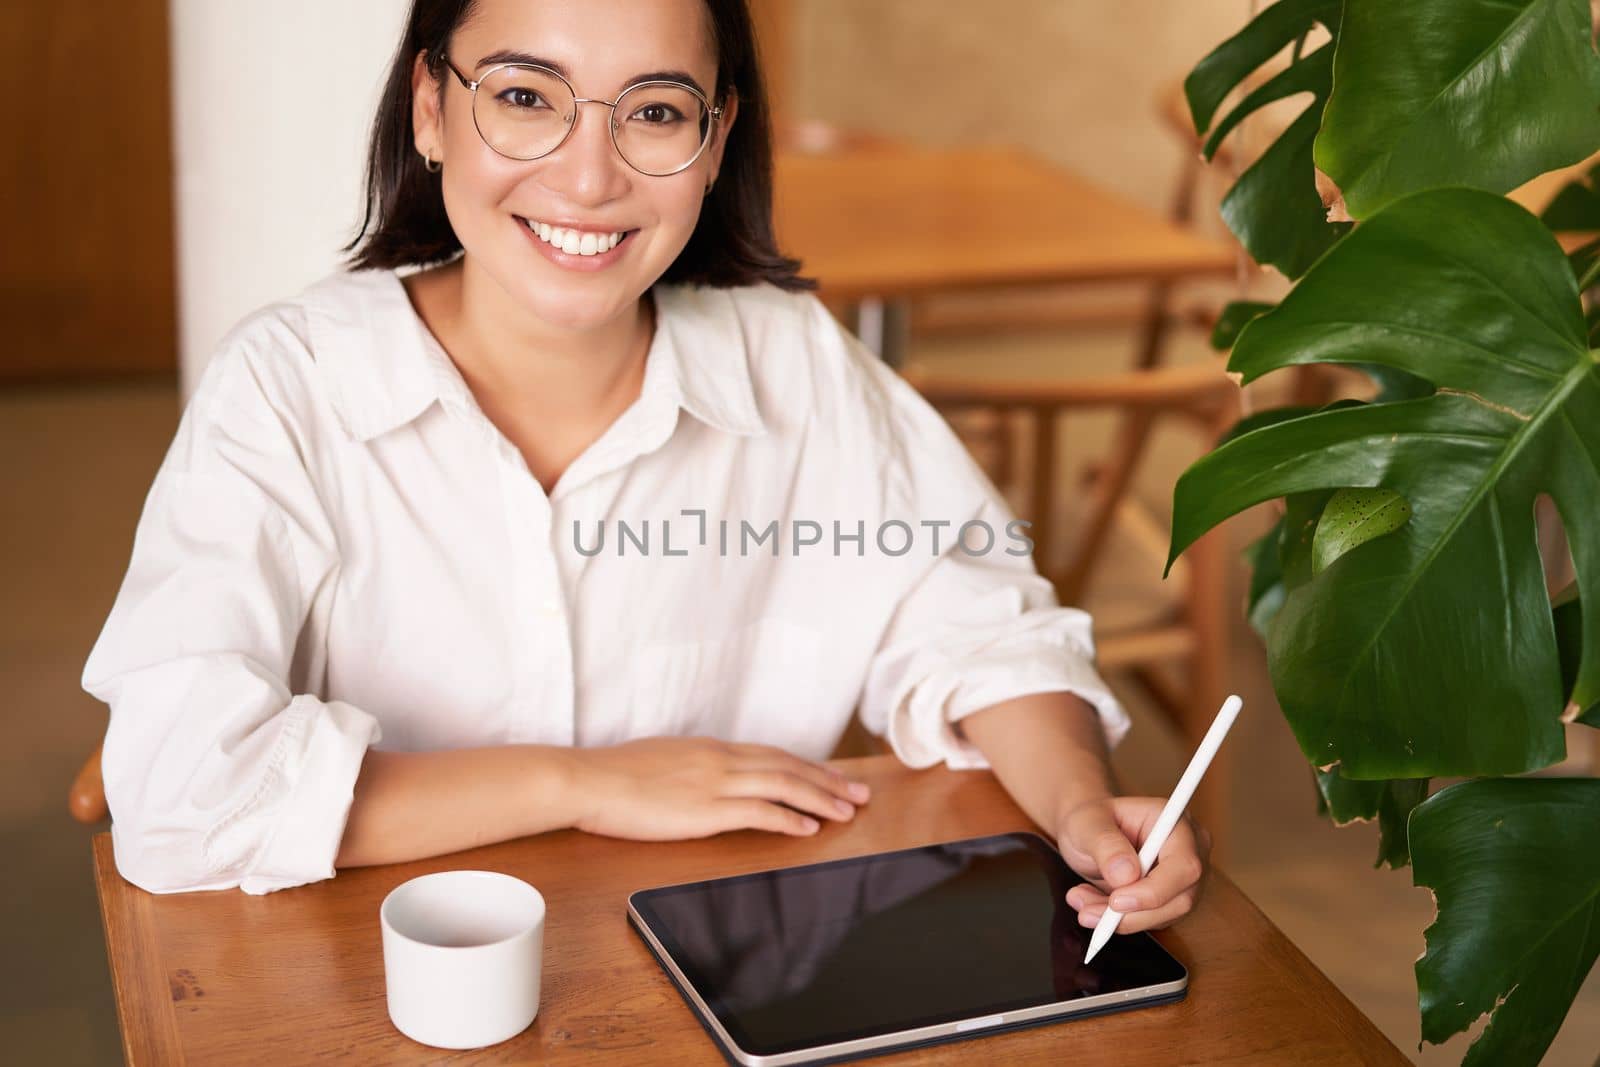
[1082,694,1243,965]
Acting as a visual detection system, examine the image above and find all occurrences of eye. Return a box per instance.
[630,102,685,125]
[497,87,549,110]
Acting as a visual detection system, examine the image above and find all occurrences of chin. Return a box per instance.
[515,276,633,332]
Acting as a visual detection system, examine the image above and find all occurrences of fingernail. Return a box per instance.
[802,818,820,832]
[1111,859,1138,883]
[848,781,870,800]
[1112,894,1139,911]
[834,799,854,817]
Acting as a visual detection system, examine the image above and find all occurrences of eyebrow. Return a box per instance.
[474,50,709,98]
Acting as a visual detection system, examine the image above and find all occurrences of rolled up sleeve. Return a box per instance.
[857,361,1129,772]
[81,337,380,895]
[861,509,1130,772]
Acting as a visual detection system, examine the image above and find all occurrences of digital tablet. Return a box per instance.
[627,831,1188,1066]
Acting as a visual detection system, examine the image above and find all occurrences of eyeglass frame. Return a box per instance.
[434,54,726,177]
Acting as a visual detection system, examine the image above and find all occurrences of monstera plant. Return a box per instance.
[1166,1,1600,1063]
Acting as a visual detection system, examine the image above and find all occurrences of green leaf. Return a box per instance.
[1411,778,1600,1066]
[1312,765,1429,867]
[1222,101,1355,280]
[1362,364,1435,403]
[1202,44,1335,162]
[1217,404,1327,448]
[1280,489,1334,593]
[1234,411,1378,639]
[1185,0,1351,278]
[1245,520,1287,639]
[1314,0,1600,220]
[1211,300,1276,352]
[1310,487,1412,575]
[1569,235,1600,289]
[1184,0,1341,132]
[1168,188,1600,778]
[1542,161,1600,232]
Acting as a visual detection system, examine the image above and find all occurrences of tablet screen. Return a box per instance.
[630,831,1187,1057]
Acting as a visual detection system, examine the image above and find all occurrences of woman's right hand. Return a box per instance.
[566,736,872,840]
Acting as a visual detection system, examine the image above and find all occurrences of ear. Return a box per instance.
[705,88,739,185]
[411,50,445,165]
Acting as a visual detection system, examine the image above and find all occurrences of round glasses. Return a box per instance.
[439,57,723,177]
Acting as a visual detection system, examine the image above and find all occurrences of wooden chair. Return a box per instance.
[897,357,1242,845]
[69,741,108,824]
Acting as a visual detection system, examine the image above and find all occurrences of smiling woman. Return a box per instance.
[80,0,1205,935]
[346,0,805,304]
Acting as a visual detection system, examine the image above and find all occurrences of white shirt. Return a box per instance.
[82,268,1128,896]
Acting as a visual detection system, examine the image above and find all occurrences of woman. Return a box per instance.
[82,0,1205,935]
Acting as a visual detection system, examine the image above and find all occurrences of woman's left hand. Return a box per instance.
[1054,795,1211,934]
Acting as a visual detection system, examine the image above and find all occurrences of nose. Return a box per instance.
[536,100,632,207]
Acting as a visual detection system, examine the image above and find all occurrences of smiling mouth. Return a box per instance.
[516,216,633,256]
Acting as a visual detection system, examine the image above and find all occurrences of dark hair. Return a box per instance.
[344,0,813,291]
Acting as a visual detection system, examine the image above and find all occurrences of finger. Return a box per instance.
[1074,807,1141,889]
[741,753,871,806]
[717,798,822,837]
[1105,890,1196,934]
[730,742,873,804]
[1107,831,1203,915]
[1107,851,1203,914]
[722,770,858,822]
[1065,885,1107,912]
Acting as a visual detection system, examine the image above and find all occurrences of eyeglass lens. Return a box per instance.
[472,67,712,175]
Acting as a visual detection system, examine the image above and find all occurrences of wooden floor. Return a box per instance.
[4,323,1598,1064]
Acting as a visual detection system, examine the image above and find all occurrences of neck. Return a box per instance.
[420,256,653,426]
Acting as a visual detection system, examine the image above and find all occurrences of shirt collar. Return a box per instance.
[305,268,767,444]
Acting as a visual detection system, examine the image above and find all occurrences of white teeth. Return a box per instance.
[523,218,626,256]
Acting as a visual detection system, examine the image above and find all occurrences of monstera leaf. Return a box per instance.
[1410,778,1600,1066]
[1168,187,1600,779]
[1184,0,1351,278]
[1315,0,1600,220]
[1313,768,1429,868]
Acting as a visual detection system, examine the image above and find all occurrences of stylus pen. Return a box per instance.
[1083,694,1244,965]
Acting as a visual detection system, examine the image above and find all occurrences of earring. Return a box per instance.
[423,152,442,174]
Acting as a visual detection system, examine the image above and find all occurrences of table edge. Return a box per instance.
[90,765,1407,1065]
[95,831,185,1067]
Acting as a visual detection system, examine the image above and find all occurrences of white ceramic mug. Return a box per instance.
[380,870,546,1049]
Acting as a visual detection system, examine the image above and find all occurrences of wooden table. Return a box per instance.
[772,145,1237,362]
[94,755,1405,1065]
[774,145,1236,300]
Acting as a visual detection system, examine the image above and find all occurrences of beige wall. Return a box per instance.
[790,1,1257,223]
[170,0,411,397]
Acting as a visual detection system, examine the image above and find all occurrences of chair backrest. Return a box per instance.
[901,360,1239,607]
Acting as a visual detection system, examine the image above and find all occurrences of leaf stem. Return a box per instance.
[1578,254,1600,292]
